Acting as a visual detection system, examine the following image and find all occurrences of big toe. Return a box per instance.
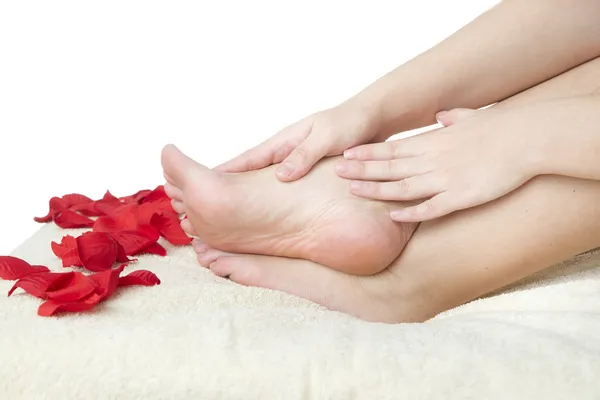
[209,254,359,314]
[161,144,207,188]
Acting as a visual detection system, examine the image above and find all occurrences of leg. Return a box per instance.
[161,149,418,276]
[203,57,600,323]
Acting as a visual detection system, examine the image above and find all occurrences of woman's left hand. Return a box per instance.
[335,108,537,222]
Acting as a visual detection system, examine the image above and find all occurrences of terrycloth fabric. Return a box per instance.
[1,224,599,399]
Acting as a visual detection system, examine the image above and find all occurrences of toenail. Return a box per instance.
[276,163,294,179]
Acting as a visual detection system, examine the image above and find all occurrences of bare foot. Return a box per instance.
[161,144,418,275]
[197,250,434,323]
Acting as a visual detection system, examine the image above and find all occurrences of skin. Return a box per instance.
[216,0,600,182]
[336,94,600,222]
[173,57,600,323]
[161,149,418,276]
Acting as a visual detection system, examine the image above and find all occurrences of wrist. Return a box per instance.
[519,120,550,179]
[352,85,437,139]
[341,90,387,137]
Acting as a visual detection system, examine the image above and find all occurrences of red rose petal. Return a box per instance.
[51,235,82,267]
[115,241,131,263]
[102,191,119,202]
[61,194,94,207]
[92,216,119,232]
[69,202,102,217]
[76,232,119,272]
[89,264,126,300]
[8,271,74,298]
[33,214,53,223]
[118,270,161,287]
[54,210,95,229]
[0,256,50,280]
[38,292,104,316]
[120,189,153,205]
[136,203,161,226]
[139,242,167,256]
[93,191,123,216]
[34,194,97,223]
[37,265,126,317]
[45,272,96,302]
[139,185,168,204]
[34,197,67,223]
[93,204,139,232]
[109,226,160,256]
[150,213,192,245]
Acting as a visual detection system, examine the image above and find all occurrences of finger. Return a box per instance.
[349,174,442,201]
[389,192,459,222]
[275,128,329,181]
[335,158,429,181]
[436,108,477,127]
[343,139,421,161]
[213,136,286,173]
[214,117,312,173]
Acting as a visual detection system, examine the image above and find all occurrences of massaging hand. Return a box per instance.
[215,100,386,181]
[335,107,536,222]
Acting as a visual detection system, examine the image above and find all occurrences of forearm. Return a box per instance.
[529,95,600,181]
[354,0,600,138]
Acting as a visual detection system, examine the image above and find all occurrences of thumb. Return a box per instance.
[275,133,329,182]
[436,108,477,127]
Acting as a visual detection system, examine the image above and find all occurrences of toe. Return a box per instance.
[161,144,208,188]
[191,238,207,253]
[180,218,197,236]
[164,182,183,201]
[197,249,235,267]
[208,254,356,313]
[171,199,185,214]
[163,171,176,185]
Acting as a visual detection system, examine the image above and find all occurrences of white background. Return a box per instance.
[0,1,498,255]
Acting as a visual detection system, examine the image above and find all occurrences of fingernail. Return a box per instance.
[276,163,294,179]
[344,149,356,159]
[335,162,348,174]
[435,111,447,123]
[390,210,408,220]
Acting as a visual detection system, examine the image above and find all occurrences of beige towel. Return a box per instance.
[1,223,599,399]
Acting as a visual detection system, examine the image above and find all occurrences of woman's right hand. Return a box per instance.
[214,100,386,181]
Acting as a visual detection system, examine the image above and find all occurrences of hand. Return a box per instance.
[335,108,537,222]
[214,99,386,181]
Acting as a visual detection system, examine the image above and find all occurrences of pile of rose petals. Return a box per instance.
[1,256,159,316]
[0,185,190,317]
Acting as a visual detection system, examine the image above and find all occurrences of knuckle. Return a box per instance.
[357,161,368,176]
[385,160,396,176]
[390,141,401,156]
[398,178,411,192]
[421,200,436,213]
[292,145,311,162]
